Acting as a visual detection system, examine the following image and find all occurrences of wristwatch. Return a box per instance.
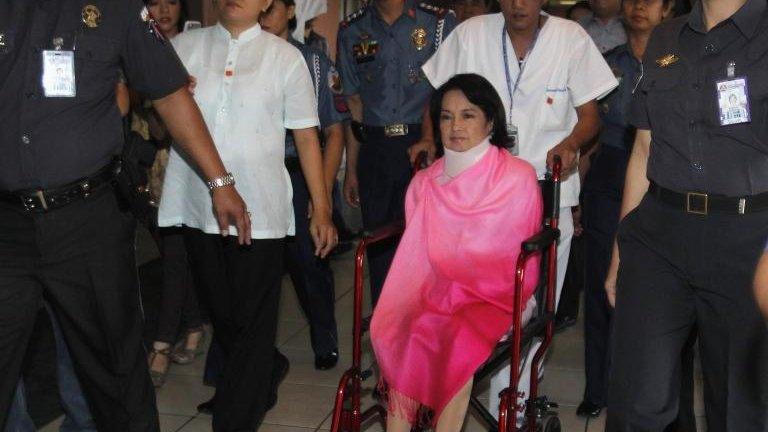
[206,172,235,190]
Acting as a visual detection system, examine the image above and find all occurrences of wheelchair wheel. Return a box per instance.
[539,414,561,432]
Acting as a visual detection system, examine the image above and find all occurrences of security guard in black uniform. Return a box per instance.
[605,0,768,430]
[0,1,249,430]
[337,0,456,304]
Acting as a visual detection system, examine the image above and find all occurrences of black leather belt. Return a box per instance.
[0,161,118,213]
[363,123,421,137]
[649,182,768,215]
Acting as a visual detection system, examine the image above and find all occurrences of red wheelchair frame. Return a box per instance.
[331,157,563,432]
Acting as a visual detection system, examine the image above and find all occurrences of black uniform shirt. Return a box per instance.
[0,0,188,191]
[630,0,768,196]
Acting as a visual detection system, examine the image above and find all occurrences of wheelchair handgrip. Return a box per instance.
[362,220,406,244]
[522,227,560,253]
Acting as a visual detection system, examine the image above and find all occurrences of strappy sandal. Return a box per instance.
[147,346,172,388]
[171,326,206,365]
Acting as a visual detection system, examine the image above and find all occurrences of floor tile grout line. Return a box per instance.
[314,410,334,431]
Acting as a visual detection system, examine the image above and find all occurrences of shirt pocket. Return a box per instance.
[538,85,571,131]
[74,34,119,99]
[641,66,683,131]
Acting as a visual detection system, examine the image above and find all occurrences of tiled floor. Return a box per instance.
[41,240,706,432]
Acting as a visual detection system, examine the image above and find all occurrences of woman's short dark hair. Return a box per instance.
[429,73,510,149]
[275,0,298,31]
[566,1,591,20]
[143,0,189,33]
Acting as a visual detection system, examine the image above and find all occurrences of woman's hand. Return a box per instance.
[309,205,338,258]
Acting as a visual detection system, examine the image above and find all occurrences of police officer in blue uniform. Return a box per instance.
[0,0,250,430]
[261,0,348,371]
[337,0,456,304]
[580,0,680,420]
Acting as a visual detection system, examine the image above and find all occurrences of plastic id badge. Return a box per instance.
[717,77,750,126]
[42,50,76,97]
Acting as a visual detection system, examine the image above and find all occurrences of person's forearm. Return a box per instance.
[295,128,332,212]
[419,104,433,142]
[322,123,345,194]
[562,101,601,151]
[619,129,651,219]
[152,87,227,181]
[345,94,364,174]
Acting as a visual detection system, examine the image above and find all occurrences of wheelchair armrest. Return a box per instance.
[522,227,560,253]
[362,221,406,245]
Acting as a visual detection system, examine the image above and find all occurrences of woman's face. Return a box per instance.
[147,0,182,37]
[218,0,274,29]
[623,0,671,33]
[260,0,294,37]
[439,89,493,152]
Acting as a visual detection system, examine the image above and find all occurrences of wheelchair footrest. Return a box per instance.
[525,396,559,418]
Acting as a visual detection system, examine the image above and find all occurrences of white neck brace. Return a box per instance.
[443,137,492,178]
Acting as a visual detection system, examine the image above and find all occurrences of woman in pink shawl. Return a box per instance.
[370,74,543,431]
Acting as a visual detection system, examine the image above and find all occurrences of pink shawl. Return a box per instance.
[370,146,543,424]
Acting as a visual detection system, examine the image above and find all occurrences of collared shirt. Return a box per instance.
[0,0,188,191]
[336,0,457,126]
[285,37,348,159]
[579,15,627,53]
[630,0,768,196]
[422,13,618,207]
[598,44,642,151]
[158,24,319,239]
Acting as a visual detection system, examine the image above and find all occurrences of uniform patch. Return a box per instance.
[82,5,101,28]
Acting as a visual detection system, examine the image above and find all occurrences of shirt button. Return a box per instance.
[692,83,701,90]
[692,162,703,171]
[705,43,716,53]
[21,134,30,144]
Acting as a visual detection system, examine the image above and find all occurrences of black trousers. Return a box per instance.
[155,227,204,344]
[285,166,338,357]
[582,146,629,407]
[357,129,417,305]
[0,188,158,432]
[607,192,768,431]
[184,231,284,432]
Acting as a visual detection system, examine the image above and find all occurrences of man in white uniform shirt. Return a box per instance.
[157,0,337,429]
[422,0,617,420]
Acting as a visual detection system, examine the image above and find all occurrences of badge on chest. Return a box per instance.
[717,61,751,126]
[42,36,76,98]
[353,33,379,64]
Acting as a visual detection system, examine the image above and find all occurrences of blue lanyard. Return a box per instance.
[501,17,542,115]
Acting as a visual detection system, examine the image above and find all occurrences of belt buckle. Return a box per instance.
[384,123,407,137]
[686,192,708,215]
[21,190,48,212]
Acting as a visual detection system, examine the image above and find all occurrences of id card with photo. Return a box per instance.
[42,50,76,97]
[716,77,750,126]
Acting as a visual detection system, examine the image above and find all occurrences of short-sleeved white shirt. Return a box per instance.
[158,23,319,238]
[422,13,618,207]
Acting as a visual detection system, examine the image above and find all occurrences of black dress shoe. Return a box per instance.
[197,398,215,415]
[576,400,603,418]
[267,351,290,411]
[314,350,339,370]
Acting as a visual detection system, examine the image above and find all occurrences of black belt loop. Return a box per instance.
[648,182,768,215]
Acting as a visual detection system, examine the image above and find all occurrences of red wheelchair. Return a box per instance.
[330,157,563,432]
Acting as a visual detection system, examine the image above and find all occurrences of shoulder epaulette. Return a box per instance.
[418,2,449,17]
[340,6,367,28]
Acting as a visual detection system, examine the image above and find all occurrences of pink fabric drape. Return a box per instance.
[370,147,543,425]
